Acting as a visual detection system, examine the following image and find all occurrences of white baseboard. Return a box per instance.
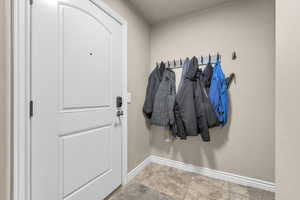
[127,156,152,183]
[150,155,275,192]
[127,155,276,192]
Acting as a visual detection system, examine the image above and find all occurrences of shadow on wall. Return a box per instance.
[148,91,233,169]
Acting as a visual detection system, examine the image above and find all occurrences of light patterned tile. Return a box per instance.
[184,179,230,200]
[262,191,275,200]
[136,164,192,200]
[222,183,264,200]
[228,192,250,200]
[186,172,227,189]
[110,163,274,200]
[184,191,210,200]
[109,183,175,200]
[133,163,168,183]
[225,183,249,196]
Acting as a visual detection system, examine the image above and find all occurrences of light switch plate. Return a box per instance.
[127,92,132,104]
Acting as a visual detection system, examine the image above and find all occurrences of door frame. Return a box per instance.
[12,1,128,200]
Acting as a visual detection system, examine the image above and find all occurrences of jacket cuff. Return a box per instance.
[201,135,211,142]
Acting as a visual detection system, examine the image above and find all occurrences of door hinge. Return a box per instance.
[30,100,34,118]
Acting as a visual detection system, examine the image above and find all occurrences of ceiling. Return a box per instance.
[129,0,235,24]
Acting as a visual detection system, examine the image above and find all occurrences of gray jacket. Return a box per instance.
[143,65,164,118]
[150,68,176,127]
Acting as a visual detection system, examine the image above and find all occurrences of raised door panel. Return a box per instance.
[62,127,112,196]
[60,109,113,136]
[61,5,112,110]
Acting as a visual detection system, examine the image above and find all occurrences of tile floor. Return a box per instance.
[108,163,275,200]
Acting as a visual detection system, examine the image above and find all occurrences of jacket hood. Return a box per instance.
[185,56,198,80]
[178,58,190,91]
[183,58,190,72]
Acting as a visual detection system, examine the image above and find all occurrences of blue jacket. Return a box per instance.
[208,61,228,125]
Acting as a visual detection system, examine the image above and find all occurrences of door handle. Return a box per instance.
[116,96,124,117]
[116,110,124,117]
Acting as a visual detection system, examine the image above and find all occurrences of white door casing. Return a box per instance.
[27,0,127,200]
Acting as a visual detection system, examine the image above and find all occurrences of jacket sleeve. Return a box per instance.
[194,79,210,142]
[201,81,219,128]
[143,74,155,118]
[168,72,177,136]
[168,72,176,125]
[202,64,213,89]
[174,102,186,139]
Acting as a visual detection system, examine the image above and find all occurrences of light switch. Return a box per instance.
[127,92,132,104]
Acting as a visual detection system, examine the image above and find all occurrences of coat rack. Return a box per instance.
[155,53,237,89]
[157,53,221,69]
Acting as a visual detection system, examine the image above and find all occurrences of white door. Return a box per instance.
[31,0,124,200]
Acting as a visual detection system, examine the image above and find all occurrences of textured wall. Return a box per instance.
[150,0,275,182]
[0,0,10,199]
[102,0,151,172]
[276,0,300,199]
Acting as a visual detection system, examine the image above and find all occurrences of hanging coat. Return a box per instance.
[202,63,214,90]
[201,79,220,129]
[174,57,198,139]
[150,68,176,128]
[193,69,219,142]
[143,63,165,118]
[209,61,228,125]
[194,69,210,141]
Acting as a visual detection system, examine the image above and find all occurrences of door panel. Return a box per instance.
[62,127,112,196]
[60,108,113,136]
[31,0,123,200]
[61,5,112,109]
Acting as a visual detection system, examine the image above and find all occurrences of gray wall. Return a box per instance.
[276,0,300,199]
[150,0,275,182]
[102,0,151,172]
[0,0,10,199]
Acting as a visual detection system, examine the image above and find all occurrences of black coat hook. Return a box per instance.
[217,53,220,62]
[226,73,236,88]
[160,61,165,67]
[159,61,165,71]
[209,54,211,64]
[232,52,237,60]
